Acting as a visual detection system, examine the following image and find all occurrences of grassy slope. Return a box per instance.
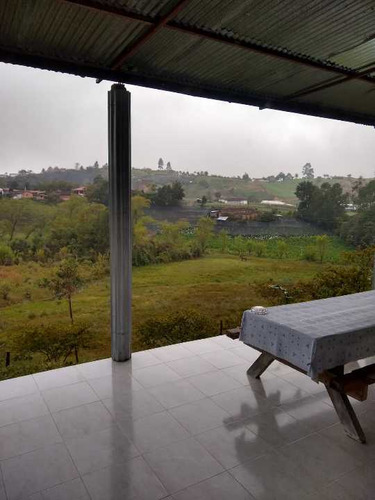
[1,255,328,365]
[259,179,300,203]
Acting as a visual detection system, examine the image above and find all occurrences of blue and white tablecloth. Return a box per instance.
[240,290,375,380]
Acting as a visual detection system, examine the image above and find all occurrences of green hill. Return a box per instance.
[1,165,367,206]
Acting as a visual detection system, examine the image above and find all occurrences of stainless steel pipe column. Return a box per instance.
[108,84,131,361]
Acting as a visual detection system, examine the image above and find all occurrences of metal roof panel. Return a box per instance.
[1,0,375,125]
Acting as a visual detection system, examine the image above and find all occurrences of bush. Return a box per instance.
[14,322,94,364]
[275,240,288,259]
[91,253,110,279]
[253,241,266,257]
[0,245,14,265]
[10,238,31,260]
[315,234,329,263]
[312,265,371,299]
[257,212,276,222]
[136,310,217,348]
[303,245,317,261]
[255,281,312,306]
[0,284,11,301]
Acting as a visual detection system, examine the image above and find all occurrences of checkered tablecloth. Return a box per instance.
[240,290,375,380]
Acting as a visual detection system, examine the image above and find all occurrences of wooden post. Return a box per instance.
[247,352,275,378]
[325,385,366,443]
[108,84,132,361]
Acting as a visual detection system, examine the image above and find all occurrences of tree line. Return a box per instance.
[295,180,375,247]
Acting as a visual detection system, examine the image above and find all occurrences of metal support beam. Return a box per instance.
[111,0,190,70]
[108,84,132,361]
[2,47,375,126]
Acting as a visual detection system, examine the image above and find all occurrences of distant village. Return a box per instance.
[0,185,86,201]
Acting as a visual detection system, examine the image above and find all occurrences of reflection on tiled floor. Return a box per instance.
[0,336,375,499]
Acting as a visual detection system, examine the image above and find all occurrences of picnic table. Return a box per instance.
[230,290,375,443]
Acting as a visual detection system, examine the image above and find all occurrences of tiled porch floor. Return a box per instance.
[0,336,375,500]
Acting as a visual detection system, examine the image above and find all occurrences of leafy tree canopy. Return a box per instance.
[302,162,314,179]
[355,179,375,210]
[295,181,347,230]
[150,181,185,207]
[86,176,109,206]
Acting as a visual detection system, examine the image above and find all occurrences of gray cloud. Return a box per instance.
[0,62,374,178]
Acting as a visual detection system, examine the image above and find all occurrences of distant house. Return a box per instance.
[59,194,71,202]
[33,191,46,201]
[21,190,34,199]
[0,188,12,198]
[135,182,153,193]
[21,190,46,201]
[261,200,293,207]
[72,186,86,197]
[219,197,247,205]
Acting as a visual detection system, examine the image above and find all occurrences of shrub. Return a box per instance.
[253,241,266,257]
[255,281,312,306]
[10,239,31,260]
[0,245,14,265]
[0,284,11,301]
[315,235,329,263]
[91,253,110,279]
[14,322,94,364]
[312,265,371,299]
[303,245,317,261]
[218,230,229,253]
[257,212,276,222]
[136,310,217,348]
[275,240,288,259]
[233,236,247,258]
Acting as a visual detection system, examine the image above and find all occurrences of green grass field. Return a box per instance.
[0,253,337,378]
[258,179,300,202]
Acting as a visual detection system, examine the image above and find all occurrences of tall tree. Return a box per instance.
[0,199,45,241]
[46,259,83,324]
[355,180,375,210]
[158,158,164,170]
[195,217,214,254]
[296,181,347,229]
[86,176,109,206]
[151,181,185,206]
[302,162,314,179]
[275,172,286,181]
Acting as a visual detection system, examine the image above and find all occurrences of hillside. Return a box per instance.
[1,165,367,205]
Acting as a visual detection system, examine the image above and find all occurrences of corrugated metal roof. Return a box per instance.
[0,0,375,125]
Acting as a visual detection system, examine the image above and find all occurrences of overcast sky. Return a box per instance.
[0,62,374,178]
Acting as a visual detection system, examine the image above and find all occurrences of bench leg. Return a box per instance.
[325,385,366,443]
[247,352,275,378]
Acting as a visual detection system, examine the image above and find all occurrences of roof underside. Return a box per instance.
[1,0,375,125]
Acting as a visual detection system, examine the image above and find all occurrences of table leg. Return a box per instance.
[325,384,366,443]
[247,352,275,378]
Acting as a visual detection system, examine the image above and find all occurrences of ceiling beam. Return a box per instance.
[61,0,152,24]
[287,64,375,101]
[110,0,190,70]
